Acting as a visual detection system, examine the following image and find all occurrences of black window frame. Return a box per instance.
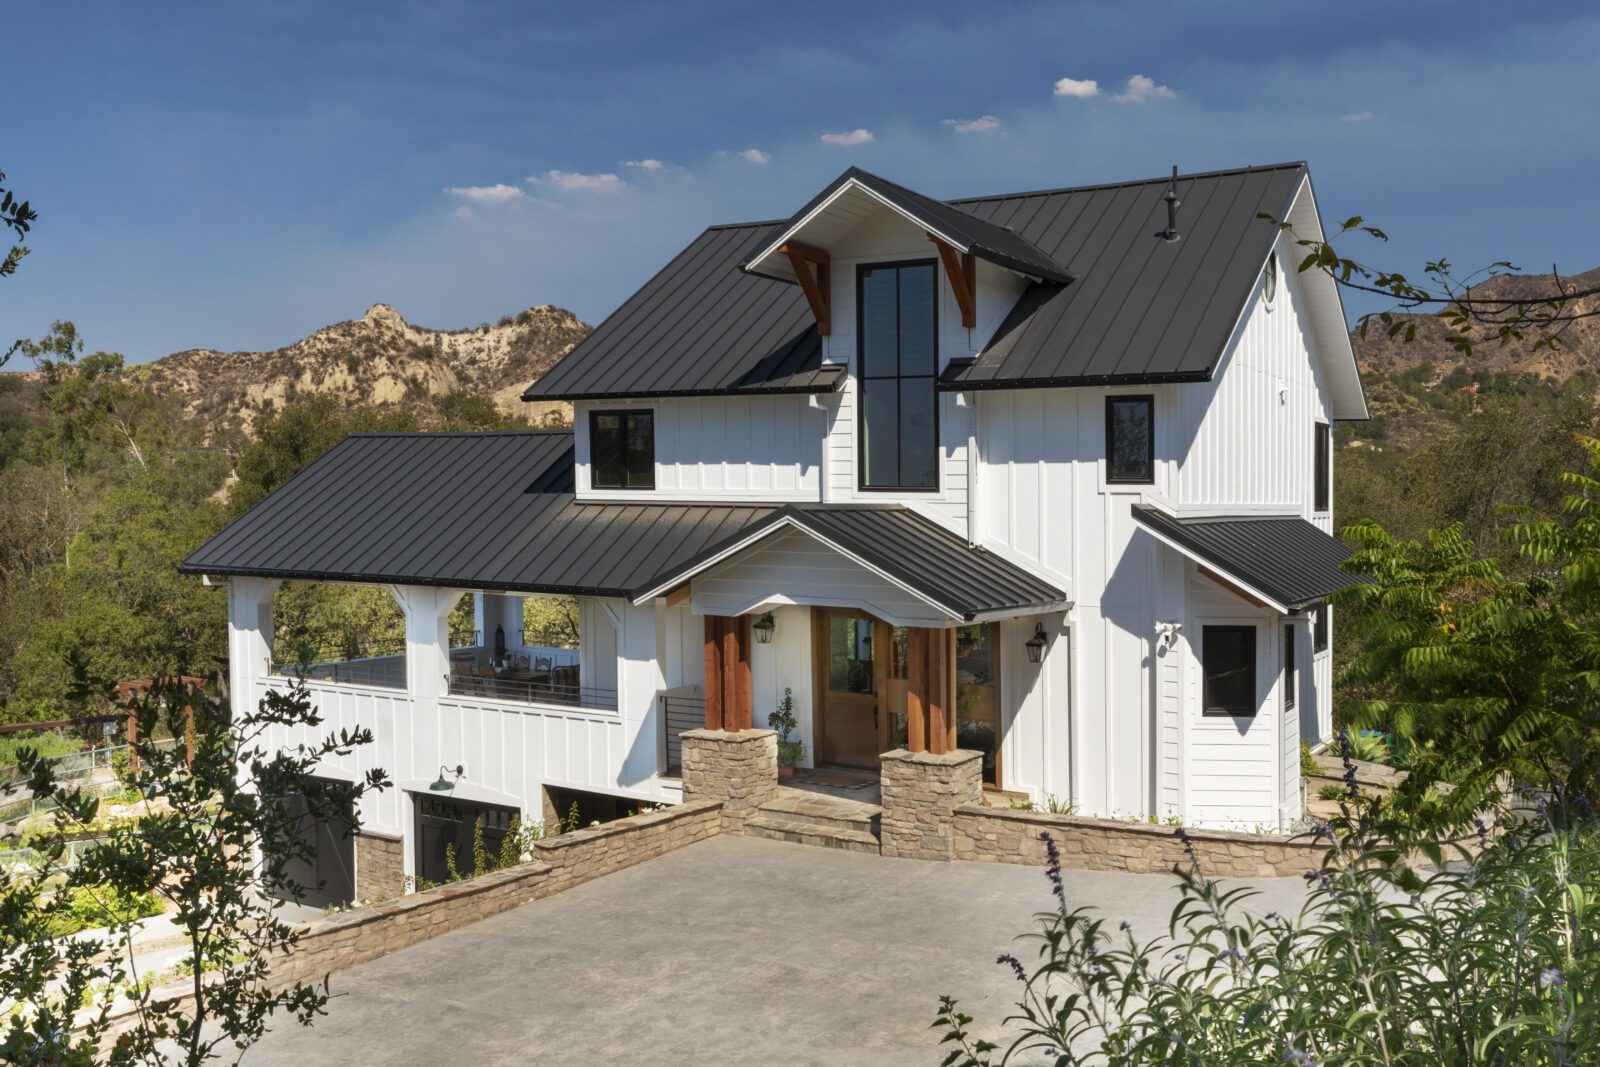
[1201,624,1257,717]
[1105,394,1155,486]
[856,259,941,493]
[1314,422,1330,512]
[1313,603,1329,654]
[588,408,655,491]
[1283,623,1296,711]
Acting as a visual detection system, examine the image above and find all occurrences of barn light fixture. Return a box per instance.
[1025,623,1048,665]
[753,612,776,645]
[430,764,464,792]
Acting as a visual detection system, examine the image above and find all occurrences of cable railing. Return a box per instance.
[447,670,616,711]
[269,638,407,691]
[657,690,705,775]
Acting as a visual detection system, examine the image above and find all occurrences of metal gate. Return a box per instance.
[412,793,518,885]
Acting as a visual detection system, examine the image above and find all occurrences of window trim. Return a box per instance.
[1313,421,1330,513]
[856,259,941,493]
[588,408,656,491]
[1262,252,1280,309]
[1201,624,1258,717]
[1283,623,1296,711]
[1105,394,1156,486]
[1313,603,1329,654]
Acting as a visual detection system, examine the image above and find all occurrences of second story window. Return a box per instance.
[1314,422,1330,512]
[590,410,654,490]
[1106,395,1154,485]
[859,261,938,490]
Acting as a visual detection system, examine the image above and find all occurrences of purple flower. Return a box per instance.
[1040,831,1064,898]
[1302,869,1332,890]
[1174,825,1198,863]
[1339,732,1359,799]
[1118,920,1131,932]
[1474,817,1489,851]
[1540,967,1565,990]
[997,953,1028,983]
[1284,1048,1317,1067]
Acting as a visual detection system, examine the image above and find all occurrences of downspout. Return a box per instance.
[964,392,979,546]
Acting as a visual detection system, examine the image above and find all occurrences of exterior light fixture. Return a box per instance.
[430,764,464,792]
[753,612,776,645]
[1025,623,1048,665]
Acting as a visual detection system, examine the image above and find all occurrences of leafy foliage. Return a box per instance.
[2,668,387,1065]
[0,169,36,283]
[935,793,1599,1065]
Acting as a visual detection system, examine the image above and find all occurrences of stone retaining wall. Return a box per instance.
[878,749,982,860]
[952,806,1328,878]
[354,829,404,901]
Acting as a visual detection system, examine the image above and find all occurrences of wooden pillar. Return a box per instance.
[702,615,752,731]
[906,629,928,753]
[906,628,958,754]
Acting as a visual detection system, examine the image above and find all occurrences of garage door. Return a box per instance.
[268,779,356,908]
[413,793,519,885]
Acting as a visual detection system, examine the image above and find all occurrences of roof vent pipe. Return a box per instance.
[1157,165,1181,243]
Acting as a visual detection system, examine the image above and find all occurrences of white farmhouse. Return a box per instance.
[184,162,1366,903]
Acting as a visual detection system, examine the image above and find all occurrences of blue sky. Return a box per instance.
[6,1,1599,363]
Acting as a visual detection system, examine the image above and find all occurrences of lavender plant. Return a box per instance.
[935,793,1599,1065]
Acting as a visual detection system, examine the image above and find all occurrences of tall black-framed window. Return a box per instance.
[1202,625,1257,716]
[1314,422,1330,512]
[589,409,655,490]
[858,260,939,490]
[1106,395,1155,485]
[1283,624,1296,711]
[1313,603,1329,654]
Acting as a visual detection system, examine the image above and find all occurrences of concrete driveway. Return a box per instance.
[244,836,1307,1066]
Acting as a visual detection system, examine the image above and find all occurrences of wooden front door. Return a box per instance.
[814,609,886,767]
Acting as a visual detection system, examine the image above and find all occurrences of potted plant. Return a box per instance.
[768,687,805,780]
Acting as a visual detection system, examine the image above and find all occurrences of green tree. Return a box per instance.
[3,668,388,1065]
[0,169,36,284]
[229,395,415,517]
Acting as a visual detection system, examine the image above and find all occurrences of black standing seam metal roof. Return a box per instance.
[1130,505,1359,612]
[634,503,1067,621]
[740,167,1074,285]
[524,162,1314,403]
[181,432,1065,619]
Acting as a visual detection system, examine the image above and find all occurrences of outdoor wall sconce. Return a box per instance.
[429,764,464,792]
[1025,623,1048,665]
[753,612,776,645]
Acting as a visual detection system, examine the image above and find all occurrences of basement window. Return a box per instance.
[590,410,654,490]
[1202,625,1256,716]
[1106,395,1154,485]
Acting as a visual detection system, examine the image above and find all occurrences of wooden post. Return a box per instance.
[125,705,139,774]
[703,614,752,731]
[703,616,723,730]
[906,629,928,753]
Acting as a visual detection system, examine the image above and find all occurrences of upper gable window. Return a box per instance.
[1313,422,1330,512]
[590,410,654,490]
[1105,395,1154,485]
[1262,253,1279,308]
[858,261,939,491]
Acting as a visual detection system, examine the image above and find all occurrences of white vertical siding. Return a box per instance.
[748,604,816,766]
[997,615,1071,803]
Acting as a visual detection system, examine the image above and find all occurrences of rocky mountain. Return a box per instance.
[1352,267,1600,383]
[125,303,590,441]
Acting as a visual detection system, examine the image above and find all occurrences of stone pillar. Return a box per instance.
[681,729,777,832]
[879,748,983,860]
[355,829,405,901]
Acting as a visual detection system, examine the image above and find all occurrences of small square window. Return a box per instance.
[590,410,654,490]
[1202,625,1256,716]
[1106,395,1154,485]
[1314,604,1329,654]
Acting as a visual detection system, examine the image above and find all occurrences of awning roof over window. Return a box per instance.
[1131,504,1360,614]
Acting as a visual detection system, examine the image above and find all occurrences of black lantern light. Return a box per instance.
[430,764,464,792]
[753,612,776,645]
[1025,623,1048,665]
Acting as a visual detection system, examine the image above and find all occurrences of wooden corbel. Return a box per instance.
[781,241,831,336]
[927,234,976,329]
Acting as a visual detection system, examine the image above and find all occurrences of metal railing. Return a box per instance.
[657,689,705,775]
[447,671,615,711]
[269,654,407,690]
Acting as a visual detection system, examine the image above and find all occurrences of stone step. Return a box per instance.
[759,786,882,833]
[744,812,882,854]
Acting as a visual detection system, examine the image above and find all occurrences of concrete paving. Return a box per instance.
[243,835,1308,1066]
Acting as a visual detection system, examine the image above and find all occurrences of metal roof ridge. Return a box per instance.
[945,161,1309,206]
[345,429,574,439]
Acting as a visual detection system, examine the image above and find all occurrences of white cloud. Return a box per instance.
[452,205,473,219]
[624,158,664,170]
[943,115,1001,134]
[1340,110,1376,123]
[528,169,625,192]
[442,183,526,203]
[820,128,875,146]
[738,147,770,164]
[1112,74,1176,103]
[1053,76,1100,99]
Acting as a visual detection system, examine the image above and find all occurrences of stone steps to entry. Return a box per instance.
[746,786,883,853]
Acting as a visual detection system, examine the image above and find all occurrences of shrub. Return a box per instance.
[935,794,1600,1064]
[1343,727,1391,765]
[40,884,164,938]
